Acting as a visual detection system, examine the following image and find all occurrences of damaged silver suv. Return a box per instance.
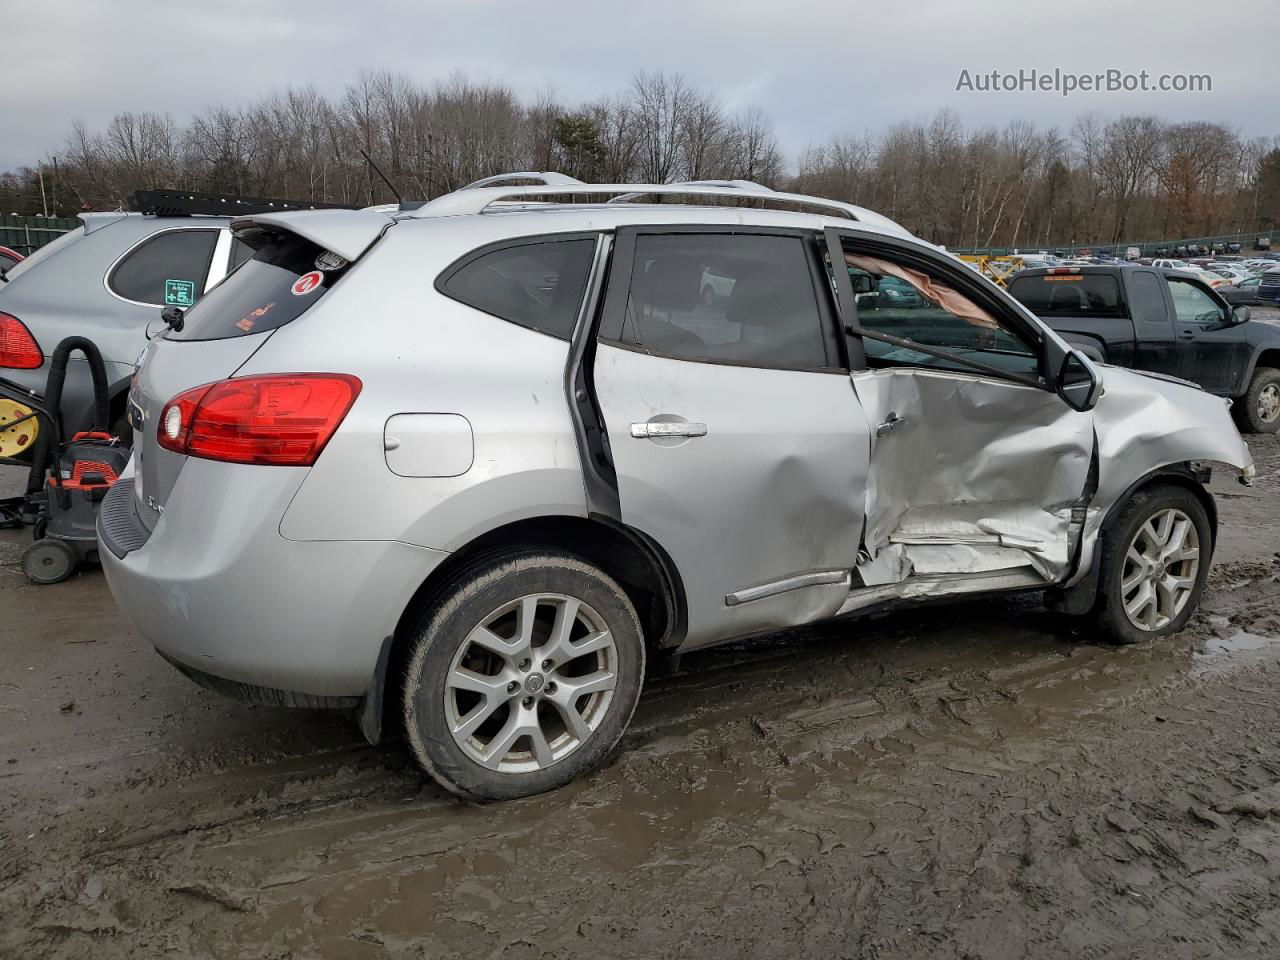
[98,177,1254,801]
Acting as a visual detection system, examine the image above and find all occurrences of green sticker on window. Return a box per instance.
[164,279,195,307]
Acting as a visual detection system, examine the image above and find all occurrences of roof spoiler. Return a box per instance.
[231,208,395,262]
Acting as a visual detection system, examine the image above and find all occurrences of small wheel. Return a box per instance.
[401,551,645,801]
[1237,367,1280,434]
[22,538,78,585]
[1093,484,1211,644]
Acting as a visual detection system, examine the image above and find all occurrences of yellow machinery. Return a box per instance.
[0,397,38,459]
[958,255,1024,288]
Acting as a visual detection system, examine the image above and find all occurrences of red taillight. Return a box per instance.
[0,312,42,369]
[157,374,361,466]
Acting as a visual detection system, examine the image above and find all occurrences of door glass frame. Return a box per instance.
[597,224,847,374]
[824,226,1050,389]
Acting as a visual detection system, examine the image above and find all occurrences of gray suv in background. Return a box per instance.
[98,178,1253,801]
[0,192,339,439]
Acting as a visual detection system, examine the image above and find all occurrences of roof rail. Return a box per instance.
[606,179,774,204]
[130,189,355,218]
[411,183,910,234]
[460,172,585,190]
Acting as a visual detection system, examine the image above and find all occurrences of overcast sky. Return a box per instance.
[3,0,1273,173]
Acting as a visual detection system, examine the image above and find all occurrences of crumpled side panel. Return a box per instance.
[852,368,1095,585]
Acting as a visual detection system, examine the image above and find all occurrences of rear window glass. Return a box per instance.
[440,238,596,340]
[1007,273,1126,318]
[109,230,218,306]
[166,233,348,341]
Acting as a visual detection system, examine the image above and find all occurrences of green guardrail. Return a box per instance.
[954,229,1275,258]
[0,215,81,255]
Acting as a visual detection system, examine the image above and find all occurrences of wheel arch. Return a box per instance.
[1059,332,1108,363]
[1242,348,1280,395]
[1103,465,1217,546]
[360,514,688,744]
[1049,462,1216,616]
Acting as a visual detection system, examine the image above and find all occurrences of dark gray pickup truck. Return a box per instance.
[1008,265,1280,433]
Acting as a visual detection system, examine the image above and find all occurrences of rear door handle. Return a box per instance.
[1179,330,1196,339]
[630,421,708,439]
[877,412,907,437]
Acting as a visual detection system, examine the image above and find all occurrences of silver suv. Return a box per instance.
[98,178,1253,801]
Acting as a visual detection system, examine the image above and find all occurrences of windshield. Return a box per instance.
[166,233,349,341]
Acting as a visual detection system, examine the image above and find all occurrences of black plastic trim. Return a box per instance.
[157,651,359,709]
[565,235,621,519]
[97,478,151,559]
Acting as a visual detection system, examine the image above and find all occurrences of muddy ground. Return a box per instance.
[2,437,1280,960]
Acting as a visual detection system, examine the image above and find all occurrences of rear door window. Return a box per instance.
[1007,273,1126,318]
[613,232,835,370]
[438,237,596,340]
[166,233,348,341]
[108,229,218,306]
[1128,272,1168,324]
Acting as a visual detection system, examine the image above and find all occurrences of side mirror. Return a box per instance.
[1057,349,1102,413]
[1231,304,1251,325]
[847,270,876,295]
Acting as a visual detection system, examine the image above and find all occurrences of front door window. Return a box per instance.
[843,248,1041,379]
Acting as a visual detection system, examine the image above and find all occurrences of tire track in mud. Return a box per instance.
[8,559,1280,959]
[3,440,1280,958]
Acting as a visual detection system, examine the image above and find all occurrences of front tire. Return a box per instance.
[1093,484,1212,645]
[1236,366,1280,434]
[401,551,645,801]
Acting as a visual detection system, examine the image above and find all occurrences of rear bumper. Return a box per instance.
[98,458,450,699]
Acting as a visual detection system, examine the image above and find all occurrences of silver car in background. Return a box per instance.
[98,178,1253,801]
[0,210,245,434]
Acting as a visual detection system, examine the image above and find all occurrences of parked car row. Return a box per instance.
[1006,264,1280,433]
[0,177,1257,800]
[996,251,1280,307]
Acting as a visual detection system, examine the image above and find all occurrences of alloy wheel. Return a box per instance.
[1120,508,1201,631]
[1258,383,1280,424]
[444,593,618,773]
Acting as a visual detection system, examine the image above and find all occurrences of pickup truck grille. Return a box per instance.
[1260,272,1280,302]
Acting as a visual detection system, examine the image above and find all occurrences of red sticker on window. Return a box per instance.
[291,271,324,296]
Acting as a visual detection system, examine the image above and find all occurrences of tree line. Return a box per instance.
[2,70,1278,250]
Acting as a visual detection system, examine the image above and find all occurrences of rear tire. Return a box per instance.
[1093,484,1212,645]
[401,551,645,801]
[1236,367,1280,434]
